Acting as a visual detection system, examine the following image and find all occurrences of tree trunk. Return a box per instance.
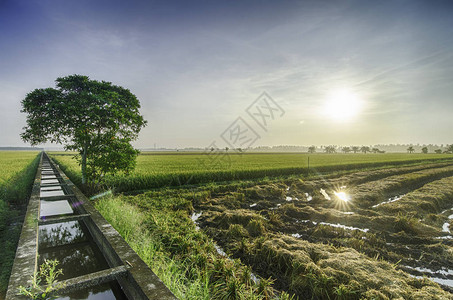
[81,145,87,185]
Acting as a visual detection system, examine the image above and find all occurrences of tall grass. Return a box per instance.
[0,151,40,297]
[95,196,211,299]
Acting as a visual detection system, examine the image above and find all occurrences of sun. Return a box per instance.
[322,89,363,122]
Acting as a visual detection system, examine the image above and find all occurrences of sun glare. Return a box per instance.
[334,191,350,202]
[323,89,363,122]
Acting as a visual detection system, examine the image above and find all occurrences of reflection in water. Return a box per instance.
[320,189,331,200]
[41,186,62,191]
[334,191,350,202]
[38,221,108,280]
[41,190,66,197]
[39,221,85,249]
[372,195,404,208]
[39,245,108,281]
[42,179,60,184]
[40,200,74,217]
[56,281,128,300]
[38,220,108,281]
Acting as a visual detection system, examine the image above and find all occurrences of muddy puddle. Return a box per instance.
[372,195,405,208]
[294,220,369,233]
[403,265,453,289]
[191,211,202,230]
[442,213,453,233]
[190,211,228,256]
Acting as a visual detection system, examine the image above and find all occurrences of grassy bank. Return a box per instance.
[0,151,40,297]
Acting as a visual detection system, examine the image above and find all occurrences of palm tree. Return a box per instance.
[325,145,336,154]
[407,146,415,153]
[351,146,360,153]
[308,146,316,153]
[342,147,351,153]
[361,146,370,154]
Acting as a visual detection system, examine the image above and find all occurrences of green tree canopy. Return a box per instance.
[21,74,147,186]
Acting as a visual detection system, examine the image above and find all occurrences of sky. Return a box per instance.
[1,0,452,149]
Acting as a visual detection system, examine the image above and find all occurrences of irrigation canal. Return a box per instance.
[6,152,176,299]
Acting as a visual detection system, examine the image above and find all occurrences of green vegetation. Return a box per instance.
[18,259,64,300]
[0,151,40,297]
[50,152,453,193]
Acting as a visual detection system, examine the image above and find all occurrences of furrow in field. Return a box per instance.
[346,165,453,208]
[321,161,453,187]
[373,175,453,227]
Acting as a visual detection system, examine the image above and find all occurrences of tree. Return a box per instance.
[360,146,370,154]
[372,148,380,154]
[421,147,428,154]
[325,145,336,154]
[21,75,147,186]
[434,149,442,154]
[308,146,316,153]
[447,144,453,154]
[407,146,415,154]
[351,146,360,153]
[342,146,351,153]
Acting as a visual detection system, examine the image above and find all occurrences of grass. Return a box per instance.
[0,151,40,298]
[50,151,453,193]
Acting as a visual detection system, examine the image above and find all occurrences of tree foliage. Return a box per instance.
[21,75,147,186]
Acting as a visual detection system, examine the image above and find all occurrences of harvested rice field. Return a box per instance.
[89,158,453,299]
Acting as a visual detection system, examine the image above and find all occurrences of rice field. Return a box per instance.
[0,151,40,186]
[50,151,453,193]
[93,159,453,299]
[0,151,40,297]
